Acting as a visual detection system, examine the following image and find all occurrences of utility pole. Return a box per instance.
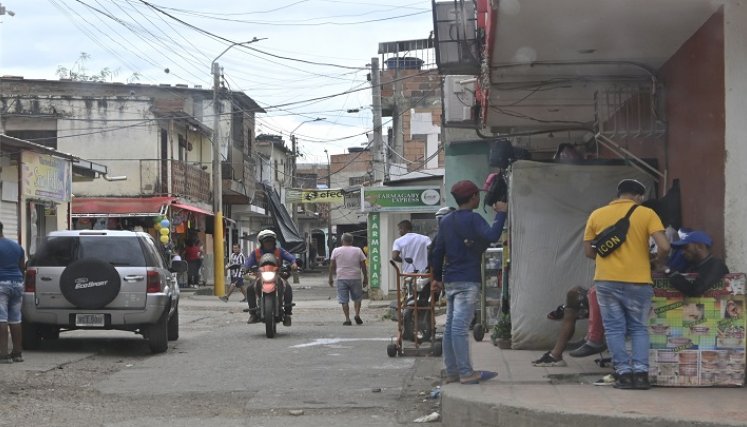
[209,38,265,297]
[211,61,226,297]
[0,2,15,221]
[325,150,333,258]
[371,57,386,184]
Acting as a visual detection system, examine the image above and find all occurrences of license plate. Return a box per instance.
[75,313,105,327]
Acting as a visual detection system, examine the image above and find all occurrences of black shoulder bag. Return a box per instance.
[592,205,639,258]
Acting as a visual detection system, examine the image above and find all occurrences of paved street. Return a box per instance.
[0,272,443,427]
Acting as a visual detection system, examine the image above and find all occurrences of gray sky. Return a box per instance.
[0,0,435,164]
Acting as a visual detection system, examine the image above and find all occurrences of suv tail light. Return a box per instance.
[146,271,162,293]
[25,269,36,292]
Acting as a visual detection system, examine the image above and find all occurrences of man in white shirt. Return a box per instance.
[392,220,431,273]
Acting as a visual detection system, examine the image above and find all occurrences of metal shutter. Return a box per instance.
[0,202,19,242]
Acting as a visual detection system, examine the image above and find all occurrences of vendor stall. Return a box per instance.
[649,273,746,387]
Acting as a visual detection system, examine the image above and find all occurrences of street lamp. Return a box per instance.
[211,37,265,297]
[289,117,326,185]
[0,3,15,17]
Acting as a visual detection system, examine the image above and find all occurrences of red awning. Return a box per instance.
[171,202,214,216]
[72,197,174,217]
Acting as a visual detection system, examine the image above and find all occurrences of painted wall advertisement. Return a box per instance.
[367,212,381,289]
[649,273,746,387]
[361,186,441,212]
[286,188,344,204]
[21,151,72,203]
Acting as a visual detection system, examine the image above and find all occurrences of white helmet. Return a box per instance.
[257,229,277,243]
[435,206,455,219]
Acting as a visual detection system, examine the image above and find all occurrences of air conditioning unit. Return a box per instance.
[433,1,480,75]
[443,75,478,128]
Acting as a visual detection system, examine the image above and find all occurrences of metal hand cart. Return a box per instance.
[386,260,442,357]
[473,247,503,341]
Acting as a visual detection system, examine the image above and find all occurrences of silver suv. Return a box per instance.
[22,230,186,354]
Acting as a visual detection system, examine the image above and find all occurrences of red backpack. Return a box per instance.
[483,172,507,209]
[255,248,282,264]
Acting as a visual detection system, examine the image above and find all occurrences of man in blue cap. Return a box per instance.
[667,230,729,297]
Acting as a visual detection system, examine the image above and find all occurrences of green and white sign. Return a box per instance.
[361,186,441,212]
[367,212,381,289]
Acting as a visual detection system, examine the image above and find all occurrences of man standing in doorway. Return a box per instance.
[0,222,26,363]
[328,233,368,325]
[431,180,507,384]
[583,179,670,390]
[392,220,431,273]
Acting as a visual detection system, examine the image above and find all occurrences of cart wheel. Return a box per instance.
[387,343,398,358]
[431,340,442,357]
[473,324,485,342]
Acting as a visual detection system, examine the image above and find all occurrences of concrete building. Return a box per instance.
[0,77,264,281]
[0,134,109,254]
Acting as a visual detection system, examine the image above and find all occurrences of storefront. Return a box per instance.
[360,185,442,299]
[0,135,105,252]
[71,197,213,275]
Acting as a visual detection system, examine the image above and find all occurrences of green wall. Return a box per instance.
[444,141,493,222]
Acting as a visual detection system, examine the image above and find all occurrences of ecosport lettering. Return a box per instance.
[74,278,109,290]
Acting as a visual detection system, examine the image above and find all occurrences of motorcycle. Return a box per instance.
[250,263,291,338]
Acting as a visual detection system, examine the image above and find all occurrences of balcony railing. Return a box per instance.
[139,159,211,204]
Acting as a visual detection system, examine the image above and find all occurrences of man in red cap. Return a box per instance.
[431,179,507,384]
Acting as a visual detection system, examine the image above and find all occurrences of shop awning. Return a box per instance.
[171,202,214,216]
[72,197,174,217]
[261,183,305,253]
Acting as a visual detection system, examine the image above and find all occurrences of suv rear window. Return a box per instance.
[31,236,147,267]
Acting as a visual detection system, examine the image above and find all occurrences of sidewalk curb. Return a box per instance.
[441,389,739,427]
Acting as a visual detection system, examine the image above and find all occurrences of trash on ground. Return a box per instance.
[413,412,440,423]
[289,409,304,416]
[429,386,441,399]
[372,387,382,393]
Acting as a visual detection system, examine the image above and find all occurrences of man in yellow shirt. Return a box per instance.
[583,179,670,390]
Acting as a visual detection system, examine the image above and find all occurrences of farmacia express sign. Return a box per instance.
[360,187,441,212]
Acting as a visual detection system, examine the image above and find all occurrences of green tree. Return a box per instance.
[56,52,139,83]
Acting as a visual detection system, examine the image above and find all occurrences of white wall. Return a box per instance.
[409,109,441,170]
[377,212,410,296]
[724,1,747,272]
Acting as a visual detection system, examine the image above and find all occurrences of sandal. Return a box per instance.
[354,315,363,325]
[10,352,23,363]
[343,320,352,326]
[547,304,565,321]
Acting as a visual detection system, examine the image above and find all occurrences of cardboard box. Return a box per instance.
[649,273,746,387]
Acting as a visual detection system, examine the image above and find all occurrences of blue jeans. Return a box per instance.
[443,282,479,378]
[595,281,653,375]
[0,281,24,324]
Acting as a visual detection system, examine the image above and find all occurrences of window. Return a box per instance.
[5,130,58,149]
[349,176,367,186]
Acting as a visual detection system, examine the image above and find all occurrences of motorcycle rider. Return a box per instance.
[243,230,297,326]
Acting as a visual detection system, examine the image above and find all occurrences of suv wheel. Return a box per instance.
[60,258,122,309]
[167,306,179,341]
[22,321,42,350]
[147,311,169,354]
